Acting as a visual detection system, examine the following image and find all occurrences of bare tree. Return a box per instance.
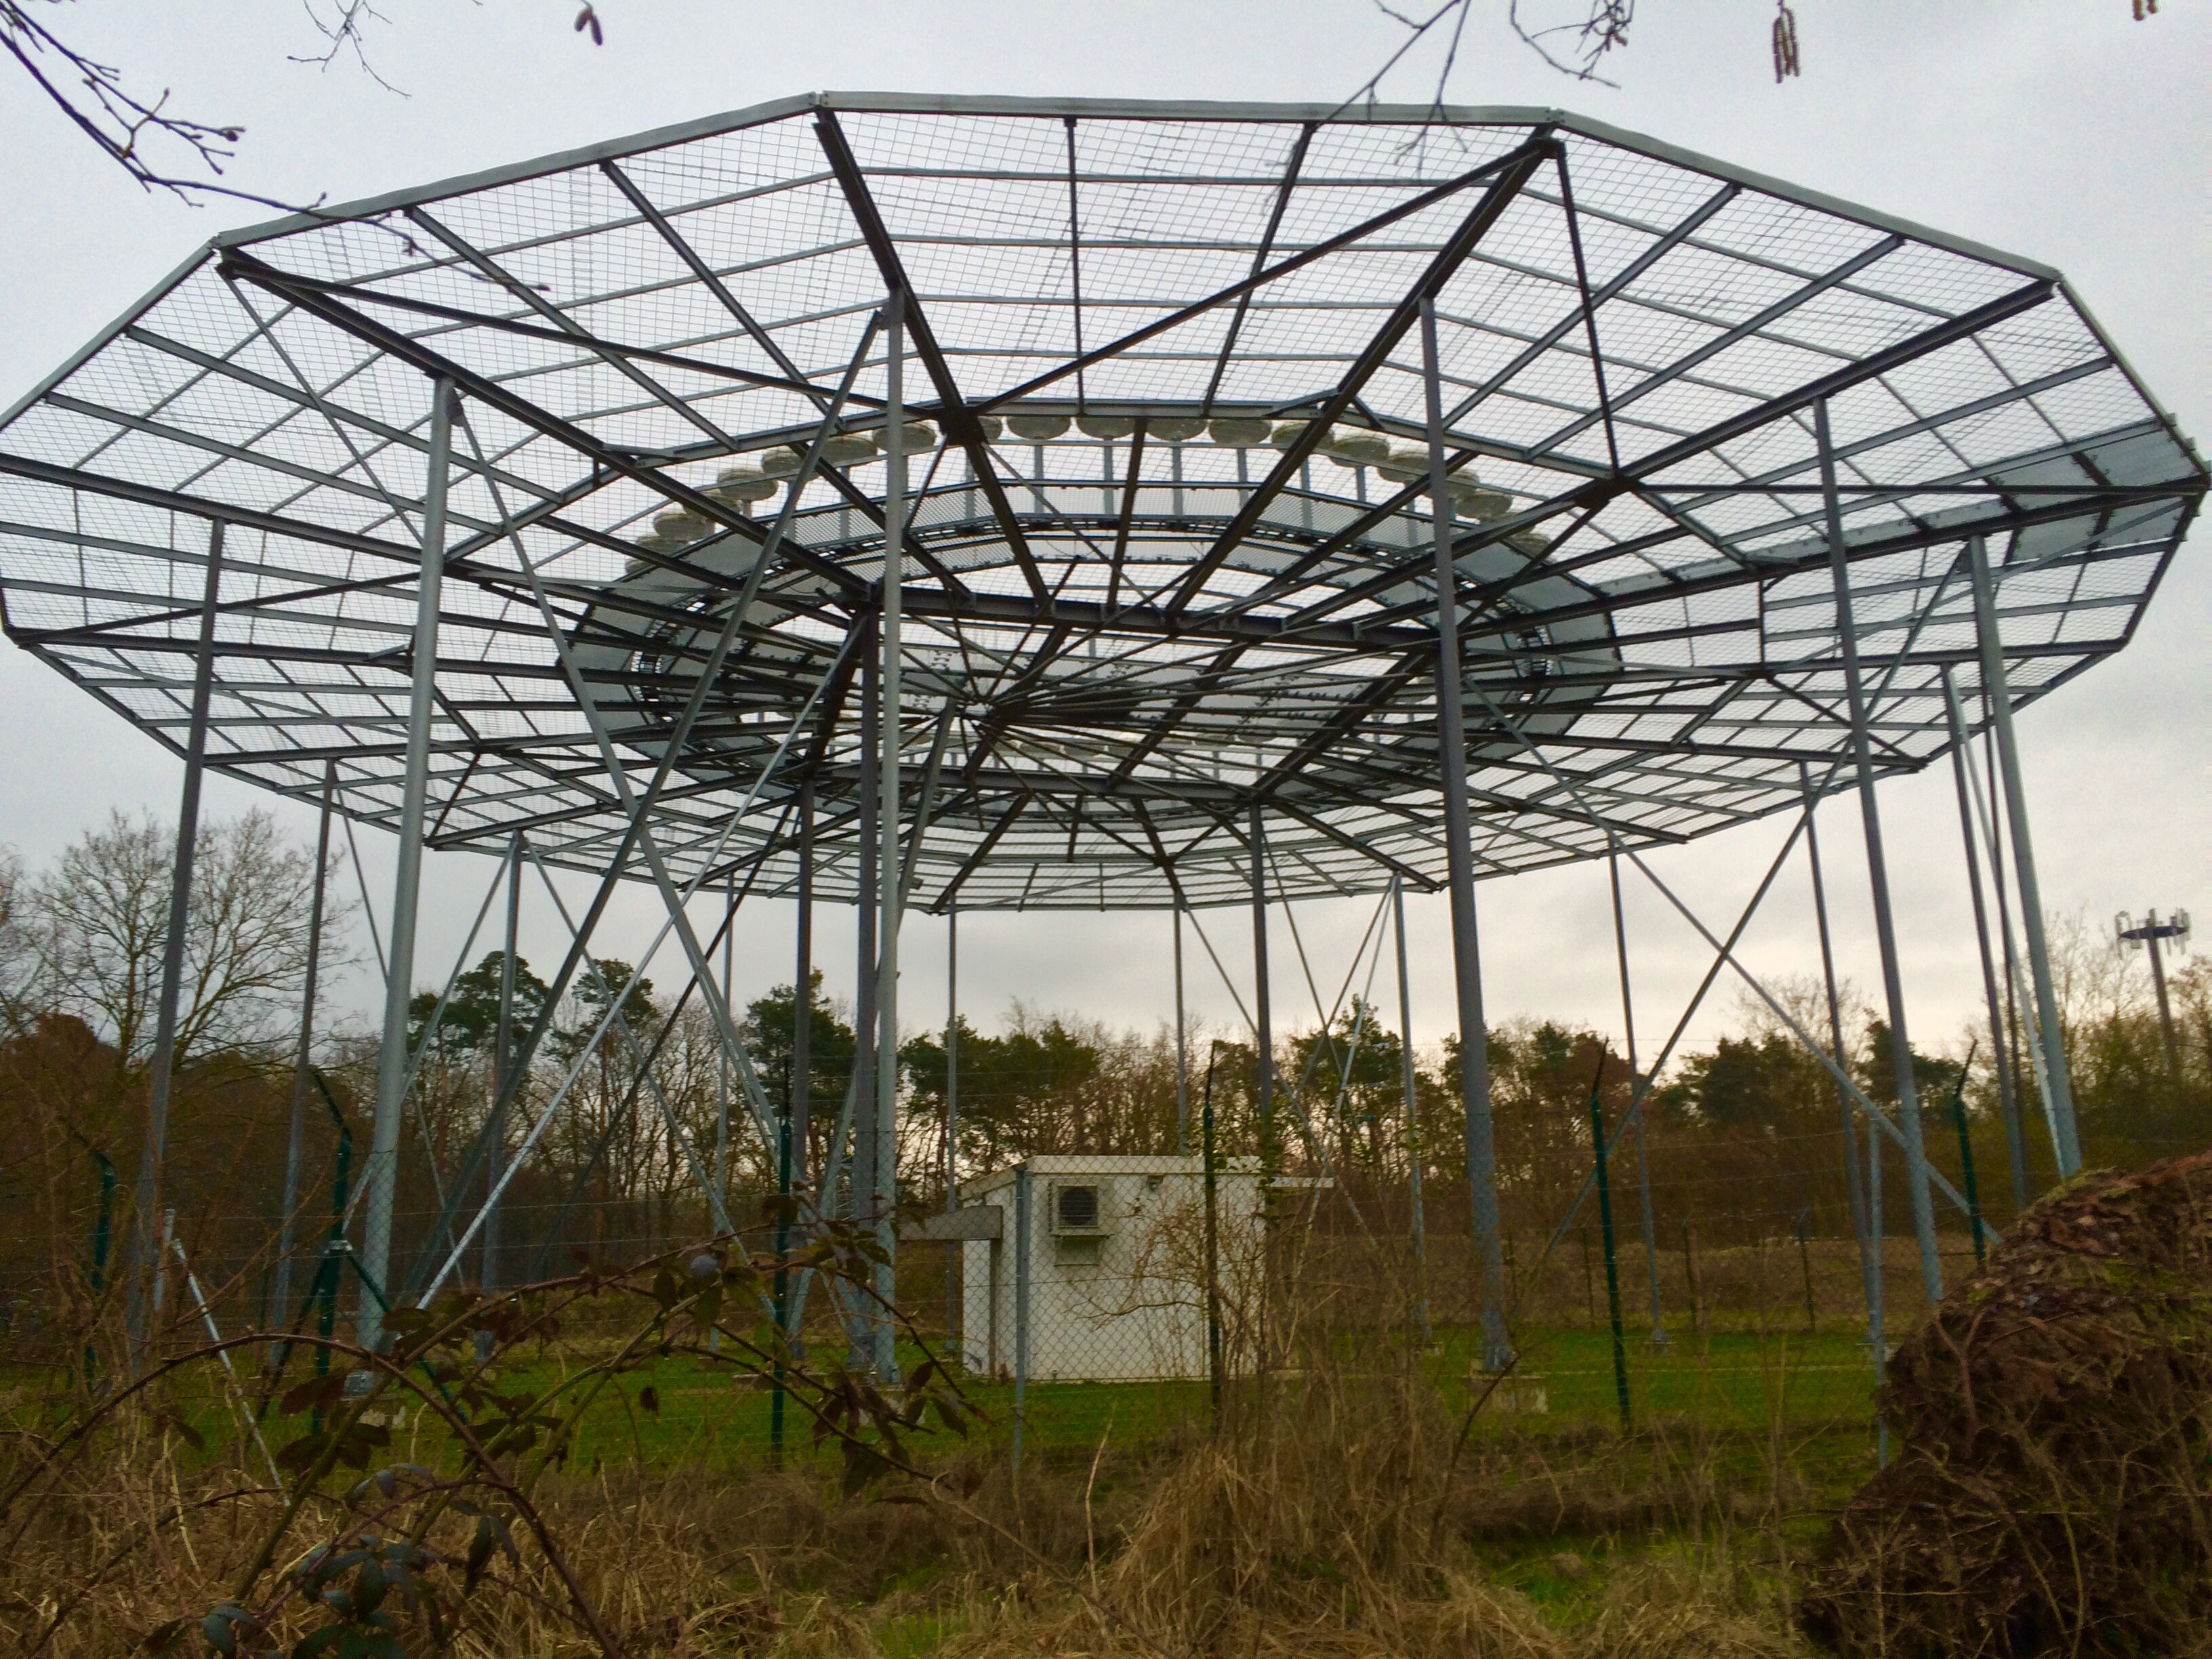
[28,808,339,1069]
[0,848,30,1029]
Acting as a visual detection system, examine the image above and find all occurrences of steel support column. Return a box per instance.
[1392,877,1431,1345]
[273,757,333,1359]
[849,628,876,1247]
[359,377,455,1355]
[1814,397,1942,1307]
[127,518,225,1357]
[1422,298,1510,1371]
[483,832,521,1294]
[1249,798,1275,1194]
[792,780,814,1191]
[1609,855,1666,1347]
[1803,763,1879,1332]
[1966,533,2081,1178]
[716,869,735,1226]
[945,903,959,1340]
[1942,671,2031,1212]
[1174,906,1189,1156]
[872,293,907,1380]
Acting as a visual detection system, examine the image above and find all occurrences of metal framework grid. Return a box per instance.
[0,94,2200,911]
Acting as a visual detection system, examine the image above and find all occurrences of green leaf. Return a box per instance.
[156,1412,207,1454]
[282,1374,348,1417]
[138,1617,188,1654]
[352,1560,388,1615]
[290,1627,346,1659]
[691,1284,723,1330]
[840,1441,890,1498]
[277,1431,330,1473]
[464,1515,496,1595]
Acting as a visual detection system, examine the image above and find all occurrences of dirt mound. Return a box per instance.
[1799,1147,2212,1656]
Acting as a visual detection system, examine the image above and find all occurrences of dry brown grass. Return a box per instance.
[0,1356,1792,1657]
[0,1224,1824,1658]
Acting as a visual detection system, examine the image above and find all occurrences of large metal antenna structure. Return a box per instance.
[1,95,2200,1358]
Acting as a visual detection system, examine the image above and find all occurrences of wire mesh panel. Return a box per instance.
[0,96,2198,916]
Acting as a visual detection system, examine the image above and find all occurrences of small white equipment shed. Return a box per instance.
[951,1155,1264,1384]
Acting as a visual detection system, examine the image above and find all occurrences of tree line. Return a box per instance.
[1,810,2203,1352]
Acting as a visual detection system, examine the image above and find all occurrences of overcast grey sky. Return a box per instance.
[0,1,2203,1066]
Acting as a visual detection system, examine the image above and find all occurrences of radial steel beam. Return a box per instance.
[1422,298,1511,1372]
[1816,398,1942,1307]
[813,109,1050,608]
[1550,147,1626,475]
[222,250,868,602]
[1445,180,1739,428]
[979,134,1555,413]
[358,379,455,1357]
[1274,278,2061,635]
[1200,123,1315,413]
[1530,234,1906,463]
[1167,137,1556,617]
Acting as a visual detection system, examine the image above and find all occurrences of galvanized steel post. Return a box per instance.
[127,517,225,1359]
[1421,297,1509,1372]
[1966,533,2082,1177]
[359,377,455,1356]
[1814,397,1942,1307]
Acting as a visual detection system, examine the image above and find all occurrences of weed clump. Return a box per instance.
[1799,1147,2212,1656]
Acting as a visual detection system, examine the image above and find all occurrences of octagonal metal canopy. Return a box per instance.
[0,94,2200,911]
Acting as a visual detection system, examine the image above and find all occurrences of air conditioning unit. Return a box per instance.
[1050,1181,1108,1237]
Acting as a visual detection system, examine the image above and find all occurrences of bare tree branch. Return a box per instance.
[1507,0,1636,87]
[287,0,407,97]
[1,0,606,215]
[1343,0,1639,126]
[0,0,321,211]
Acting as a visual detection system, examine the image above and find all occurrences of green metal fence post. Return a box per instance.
[312,1073,353,1422]
[82,1151,117,1386]
[1869,1108,1888,1468]
[1012,1165,1031,1482]
[1586,1052,1632,1431]
[771,1107,792,1463]
[1795,1210,1818,1330]
[1202,1044,1223,1420]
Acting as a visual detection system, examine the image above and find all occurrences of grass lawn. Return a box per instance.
[22,1315,1880,1490]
